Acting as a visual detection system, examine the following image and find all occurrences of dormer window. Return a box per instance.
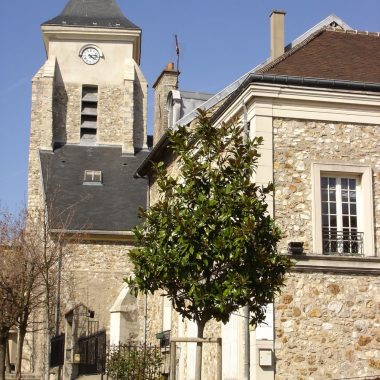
[166,90,182,129]
[83,170,102,185]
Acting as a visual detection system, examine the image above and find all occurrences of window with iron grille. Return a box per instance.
[321,176,363,255]
[312,163,374,257]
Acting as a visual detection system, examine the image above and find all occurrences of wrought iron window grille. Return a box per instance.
[322,229,364,256]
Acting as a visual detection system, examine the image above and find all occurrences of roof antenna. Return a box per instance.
[175,34,180,89]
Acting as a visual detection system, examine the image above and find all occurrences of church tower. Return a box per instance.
[36,0,146,153]
[27,1,148,377]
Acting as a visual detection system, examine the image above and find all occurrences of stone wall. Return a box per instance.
[275,271,380,379]
[51,62,147,153]
[28,62,55,212]
[98,84,131,147]
[273,118,380,254]
[53,83,81,144]
[65,240,145,337]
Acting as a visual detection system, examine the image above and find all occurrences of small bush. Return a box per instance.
[106,344,163,380]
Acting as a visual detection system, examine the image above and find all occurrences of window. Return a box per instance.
[321,176,362,255]
[81,85,98,143]
[312,163,375,256]
[83,170,102,185]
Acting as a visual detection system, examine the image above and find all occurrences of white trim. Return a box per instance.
[213,83,380,127]
[287,14,351,49]
[162,296,172,331]
[311,163,375,256]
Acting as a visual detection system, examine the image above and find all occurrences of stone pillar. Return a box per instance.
[133,63,148,152]
[28,58,56,211]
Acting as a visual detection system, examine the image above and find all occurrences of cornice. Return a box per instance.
[214,82,380,126]
[288,254,380,275]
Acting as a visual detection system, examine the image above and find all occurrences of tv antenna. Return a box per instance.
[175,34,180,89]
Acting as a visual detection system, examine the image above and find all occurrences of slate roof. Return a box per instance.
[40,145,148,232]
[260,28,380,83]
[180,91,214,119]
[42,0,140,30]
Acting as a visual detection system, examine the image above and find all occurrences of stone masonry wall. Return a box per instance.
[52,68,146,153]
[29,64,55,212]
[275,272,380,379]
[273,118,380,254]
[65,240,145,339]
[53,83,81,144]
[98,84,131,147]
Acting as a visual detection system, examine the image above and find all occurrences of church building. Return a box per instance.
[27,0,149,377]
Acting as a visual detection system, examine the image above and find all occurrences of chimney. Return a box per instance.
[270,10,286,60]
[152,62,179,145]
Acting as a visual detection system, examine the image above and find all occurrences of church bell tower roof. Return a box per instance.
[42,0,140,30]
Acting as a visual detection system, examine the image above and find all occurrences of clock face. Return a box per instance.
[82,47,100,65]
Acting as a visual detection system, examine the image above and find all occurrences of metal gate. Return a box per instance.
[50,333,65,367]
[78,330,106,375]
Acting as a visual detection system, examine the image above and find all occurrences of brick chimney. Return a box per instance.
[152,62,179,145]
[270,10,286,60]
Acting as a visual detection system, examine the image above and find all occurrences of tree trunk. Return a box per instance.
[0,328,9,380]
[194,321,205,380]
[15,321,27,380]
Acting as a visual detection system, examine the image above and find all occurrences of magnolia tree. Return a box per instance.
[127,110,292,380]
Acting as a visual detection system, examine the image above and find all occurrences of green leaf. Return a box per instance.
[126,111,292,328]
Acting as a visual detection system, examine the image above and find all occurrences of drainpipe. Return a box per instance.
[54,242,63,337]
[143,175,151,346]
[243,99,250,380]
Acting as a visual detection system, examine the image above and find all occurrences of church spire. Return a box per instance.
[42,0,139,30]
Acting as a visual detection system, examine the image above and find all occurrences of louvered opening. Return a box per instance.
[81,86,98,142]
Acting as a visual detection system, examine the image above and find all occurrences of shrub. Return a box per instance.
[106,344,163,380]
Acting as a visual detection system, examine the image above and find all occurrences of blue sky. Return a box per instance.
[0,0,379,212]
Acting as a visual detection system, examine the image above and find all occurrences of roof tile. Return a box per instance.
[261,29,380,83]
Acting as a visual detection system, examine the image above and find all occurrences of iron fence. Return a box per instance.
[78,330,107,375]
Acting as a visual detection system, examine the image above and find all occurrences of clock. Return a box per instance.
[81,47,101,65]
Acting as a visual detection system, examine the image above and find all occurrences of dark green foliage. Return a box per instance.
[106,344,163,380]
[127,110,292,328]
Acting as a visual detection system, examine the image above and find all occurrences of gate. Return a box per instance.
[50,333,65,367]
[78,330,106,375]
